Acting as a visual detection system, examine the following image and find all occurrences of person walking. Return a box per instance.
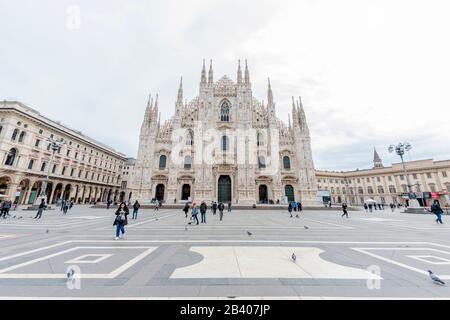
[228,202,232,213]
[106,199,111,209]
[191,203,199,225]
[34,198,47,219]
[200,201,207,223]
[368,203,373,213]
[69,200,74,210]
[363,203,368,213]
[218,202,224,221]
[132,200,140,219]
[154,199,159,211]
[1,200,11,218]
[429,200,444,224]
[113,202,129,240]
[288,202,293,218]
[182,203,190,218]
[212,202,217,215]
[341,202,349,218]
[390,203,395,212]
[63,200,69,214]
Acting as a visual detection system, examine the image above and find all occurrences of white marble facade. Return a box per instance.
[130,60,319,205]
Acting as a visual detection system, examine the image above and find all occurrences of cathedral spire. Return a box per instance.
[237,60,242,84]
[244,60,250,84]
[177,77,183,105]
[373,147,384,168]
[208,59,214,84]
[298,96,309,133]
[267,78,273,107]
[200,59,207,85]
[291,96,297,118]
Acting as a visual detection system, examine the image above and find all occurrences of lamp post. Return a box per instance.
[40,138,65,203]
[388,142,420,208]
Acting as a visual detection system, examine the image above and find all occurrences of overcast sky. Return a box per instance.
[1,0,449,171]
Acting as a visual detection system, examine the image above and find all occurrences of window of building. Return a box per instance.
[78,170,82,178]
[4,147,18,166]
[366,178,370,182]
[11,129,19,141]
[400,175,404,180]
[258,156,266,169]
[159,155,167,169]
[39,129,43,134]
[66,150,70,157]
[389,185,396,193]
[220,101,230,121]
[413,173,417,179]
[52,164,57,173]
[85,171,89,179]
[28,159,34,170]
[426,172,432,179]
[429,184,436,192]
[221,135,229,151]
[283,156,291,170]
[186,131,193,146]
[75,152,78,159]
[388,176,392,181]
[61,167,66,175]
[41,162,47,172]
[377,177,381,182]
[378,186,384,194]
[35,139,40,147]
[257,132,264,146]
[367,186,374,194]
[184,155,192,170]
[442,171,448,178]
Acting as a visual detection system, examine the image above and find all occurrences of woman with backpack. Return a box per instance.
[113,202,129,240]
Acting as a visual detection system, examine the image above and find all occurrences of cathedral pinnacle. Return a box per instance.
[244,60,250,84]
[200,59,207,85]
[237,60,242,84]
[208,59,214,84]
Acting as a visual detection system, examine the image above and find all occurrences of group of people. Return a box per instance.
[287,201,303,217]
[56,198,74,214]
[363,202,387,212]
[182,201,230,225]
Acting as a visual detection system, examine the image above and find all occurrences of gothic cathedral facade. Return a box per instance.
[130,60,319,205]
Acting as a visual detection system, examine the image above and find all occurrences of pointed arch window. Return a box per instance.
[257,132,264,146]
[220,101,230,122]
[5,148,17,166]
[186,130,193,146]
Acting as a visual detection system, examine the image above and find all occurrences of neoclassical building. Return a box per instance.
[0,101,126,205]
[316,149,450,207]
[130,60,319,205]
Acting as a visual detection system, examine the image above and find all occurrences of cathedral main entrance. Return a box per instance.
[218,175,231,203]
[181,184,191,200]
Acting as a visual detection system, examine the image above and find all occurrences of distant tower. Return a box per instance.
[373,147,384,168]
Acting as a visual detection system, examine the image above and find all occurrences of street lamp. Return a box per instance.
[388,142,419,208]
[39,137,66,203]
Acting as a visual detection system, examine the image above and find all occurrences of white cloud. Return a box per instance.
[0,0,449,170]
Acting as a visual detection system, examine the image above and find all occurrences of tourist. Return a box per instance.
[212,202,217,215]
[63,200,69,214]
[200,201,207,223]
[368,203,373,212]
[69,200,74,210]
[341,202,348,218]
[288,202,293,218]
[218,202,224,221]
[191,203,199,225]
[113,202,129,240]
[228,202,232,212]
[1,200,11,218]
[428,200,444,224]
[34,198,47,219]
[132,200,140,219]
[155,199,159,211]
[390,203,395,212]
[297,201,303,212]
[182,203,189,218]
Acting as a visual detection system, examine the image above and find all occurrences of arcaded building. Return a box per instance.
[130,61,319,205]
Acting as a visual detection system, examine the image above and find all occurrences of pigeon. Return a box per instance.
[428,270,445,285]
[291,253,296,262]
[188,222,192,225]
[66,268,75,281]
[296,214,299,218]
[304,226,309,230]
[247,231,252,236]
